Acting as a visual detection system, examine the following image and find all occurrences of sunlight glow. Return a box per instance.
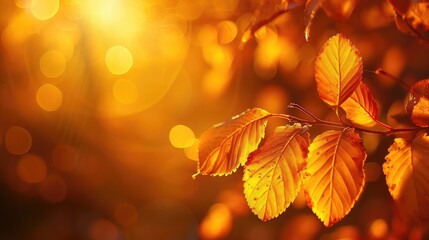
[113,79,138,104]
[39,50,66,78]
[36,84,63,111]
[169,125,195,148]
[105,46,134,75]
[31,0,60,20]
[199,203,232,239]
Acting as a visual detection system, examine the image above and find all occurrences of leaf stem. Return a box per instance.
[269,112,427,136]
[374,68,411,90]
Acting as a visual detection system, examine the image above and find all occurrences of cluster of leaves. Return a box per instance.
[194,34,429,226]
[242,0,429,44]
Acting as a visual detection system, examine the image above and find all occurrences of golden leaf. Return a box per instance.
[394,3,429,38]
[384,134,429,221]
[243,124,310,221]
[340,82,378,127]
[304,128,366,226]
[304,0,325,41]
[405,79,429,127]
[195,108,271,177]
[315,34,363,108]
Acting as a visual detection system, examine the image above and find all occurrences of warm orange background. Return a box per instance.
[0,0,428,239]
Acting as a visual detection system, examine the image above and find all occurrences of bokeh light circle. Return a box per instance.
[169,125,195,148]
[105,46,134,75]
[36,83,63,111]
[5,126,32,155]
[39,50,66,78]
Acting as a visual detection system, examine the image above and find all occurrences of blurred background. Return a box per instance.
[0,0,429,239]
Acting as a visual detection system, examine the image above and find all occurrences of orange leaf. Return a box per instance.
[340,82,378,127]
[195,108,271,177]
[384,134,429,221]
[388,0,411,15]
[304,128,366,226]
[243,124,310,221]
[315,34,363,108]
[405,79,429,127]
[304,0,325,41]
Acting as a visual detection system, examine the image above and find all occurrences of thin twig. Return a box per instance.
[375,68,412,90]
[269,112,428,136]
[240,2,304,48]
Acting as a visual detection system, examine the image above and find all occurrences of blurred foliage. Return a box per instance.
[0,0,429,239]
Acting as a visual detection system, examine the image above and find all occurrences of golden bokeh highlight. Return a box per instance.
[89,219,119,240]
[39,174,67,203]
[17,154,47,184]
[113,79,138,104]
[369,218,388,238]
[217,21,237,44]
[52,143,78,171]
[105,46,134,75]
[362,133,381,154]
[169,125,195,148]
[5,126,32,155]
[199,203,232,239]
[31,0,60,20]
[114,202,139,227]
[36,83,63,111]
[255,84,289,114]
[184,139,199,161]
[39,50,66,78]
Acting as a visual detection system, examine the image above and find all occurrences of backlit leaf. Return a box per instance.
[304,128,366,226]
[243,124,310,221]
[384,134,429,221]
[394,3,429,38]
[340,82,378,127]
[195,108,271,177]
[405,79,429,127]
[304,0,325,41]
[388,0,411,15]
[315,34,363,108]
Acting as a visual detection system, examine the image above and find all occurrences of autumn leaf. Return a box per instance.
[243,124,310,221]
[393,2,429,39]
[303,128,366,226]
[195,108,271,177]
[340,82,379,127]
[304,0,325,41]
[405,79,429,127]
[388,0,411,15]
[315,34,363,108]
[384,134,429,221]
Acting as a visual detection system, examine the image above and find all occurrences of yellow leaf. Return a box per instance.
[340,82,378,127]
[243,124,310,221]
[304,0,325,41]
[405,79,429,127]
[304,128,366,226]
[195,108,270,177]
[384,134,429,221]
[315,33,363,108]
